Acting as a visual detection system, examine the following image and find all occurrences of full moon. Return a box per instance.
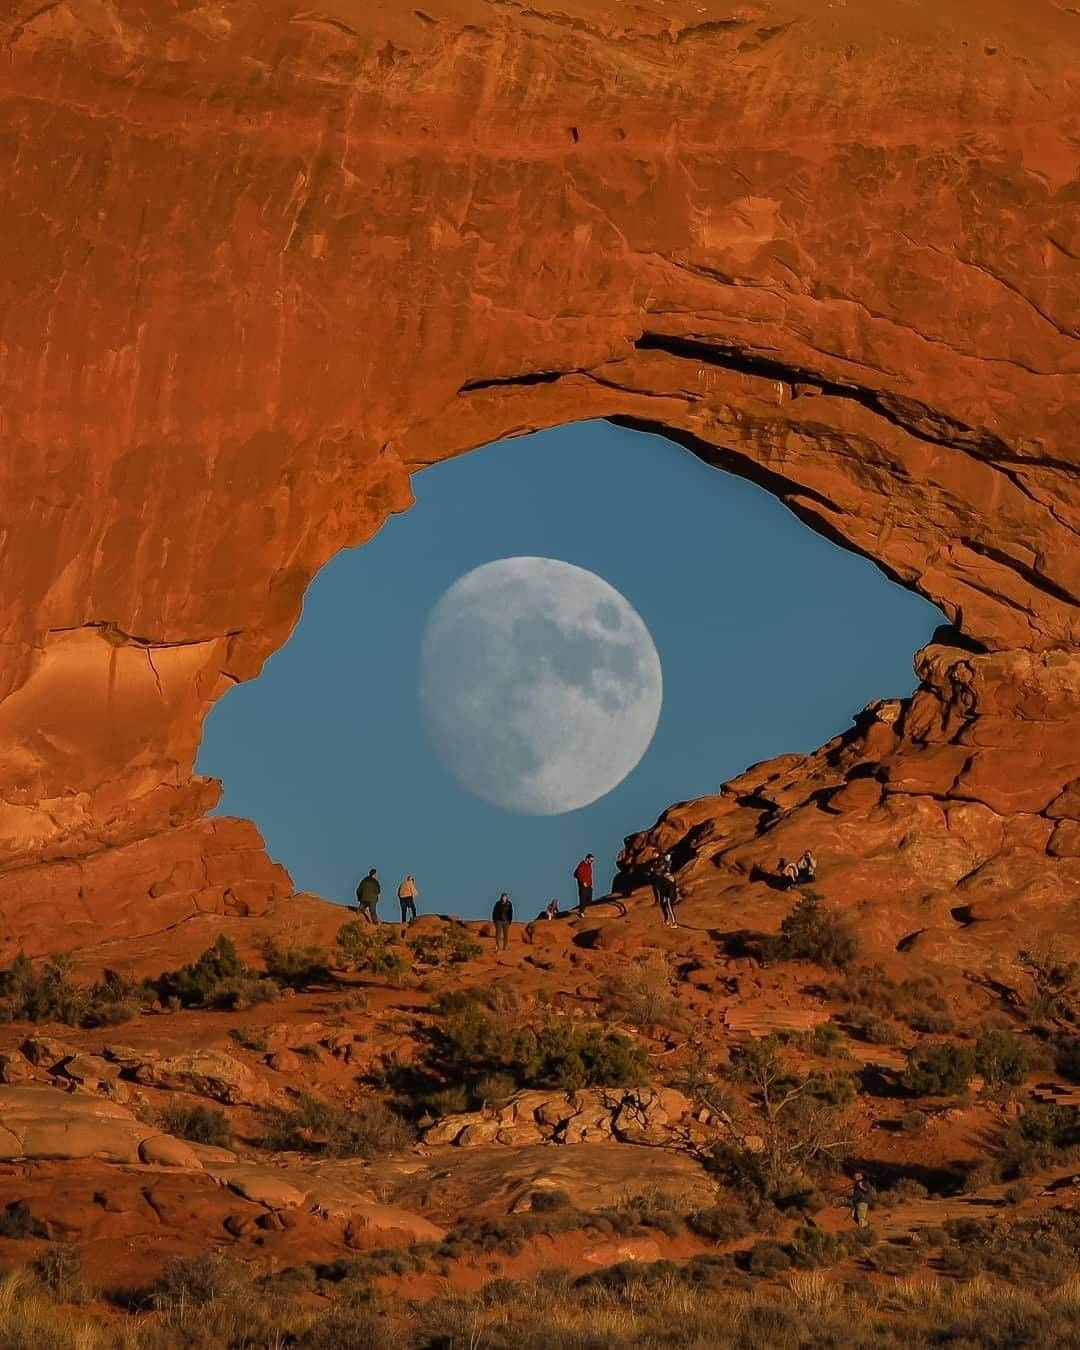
[419,557,663,815]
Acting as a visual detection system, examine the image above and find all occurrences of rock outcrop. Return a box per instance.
[0,0,1075,945]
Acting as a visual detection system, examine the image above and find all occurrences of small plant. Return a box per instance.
[262,942,332,989]
[901,1041,975,1097]
[687,1204,750,1242]
[35,1243,87,1302]
[0,1200,46,1239]
[407,926,482,967]
[336,923,407,979]
[766,895,858,971]
[259,1092,415,1158]
[973,1028,1030,1093]
[154,1252,251,1307]
[1020,943,1080,1024]
[160,1101,233,1149]
[598,953,684,1031]
[151,936,279,1011]
[229,1025,269,1052]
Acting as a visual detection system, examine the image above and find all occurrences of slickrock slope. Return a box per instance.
[0,0,1076,950]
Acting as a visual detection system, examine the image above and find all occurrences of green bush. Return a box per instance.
[262,942,332,989]
[766,895,858,971]
[1053,1035,1080,1084]
[259,1092,415,1158]
[151,936,279,1011]
[34,1244,87,1301]
[0,953,144,1028]
[687,1205,750,1242]
[430,998,648,1093]
[407,926,482,967]
[336,923,407,978]
[160,1101,233,1149]
[901,1041,975,1096]
[974,1028,1031,1092]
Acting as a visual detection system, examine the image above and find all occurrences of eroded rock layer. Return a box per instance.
[0,0,1076,957]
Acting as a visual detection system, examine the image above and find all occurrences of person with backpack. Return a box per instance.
[573,853,594,911]
[397,874,418,925]
[355,868,380,924]
[850,1172,871,1228]
[492,893,513,951]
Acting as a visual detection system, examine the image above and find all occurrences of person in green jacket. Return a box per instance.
[355,868,381,924]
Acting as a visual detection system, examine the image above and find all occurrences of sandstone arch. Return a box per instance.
[0,0,1076,960]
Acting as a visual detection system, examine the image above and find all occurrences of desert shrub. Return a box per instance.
[229,1025,269,1052]
[0,953,144,1029]
[766,894,858,971]
[996,1102,1080,1179]
[259,1092,415,1157]
[160,1101,233,1149]
[974,1028,1031,1092]
[937,1242,983,1279]
[34,1244,86,1302]
[876,1177,928,1206]
[423,1084,471,1117]
[474,1072,518,1104]
[707,1038,855,1207]
[298,1310,399,1350]
[0,1200,46,1239]
[530,1190,571,1213]
[848,1006,901,1045]
[902,1008,956,1035]
[151,936,279,1011]
[901,1041,975,1096]
[687,1204,751,1243]
[870,1240,921,1276]
[1020,943,1080,1024]
[743,1239,791,1276]
[598,953,684,1030]
[431,999,647,1093]
[898,1109,928,1133]
[154,1252,252,1307]
[262,942,332,989]
[335,923,406,979]
[786,1225,849,1269]
[407,926,482,967]
[1003,1180,1033,1205]
[802,1021,849,1058]
[1053,1035,1080,1083]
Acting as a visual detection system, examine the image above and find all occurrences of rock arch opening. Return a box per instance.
[196,419,944,917]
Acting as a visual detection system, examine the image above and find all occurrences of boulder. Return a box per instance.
[134,1050,271,1105]
[139,1133,204,1169]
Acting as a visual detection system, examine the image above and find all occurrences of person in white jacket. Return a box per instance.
[397,875,418,925]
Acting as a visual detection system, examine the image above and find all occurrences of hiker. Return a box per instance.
[544,897,561,921]
[573,853,595,911]
[492,892,513,951]
[777,857,800,888]
[651,856,678,929]
[850,1172,871,1228]
[355,868,380,924]
[397,874,418,925]
[796,850,816,883]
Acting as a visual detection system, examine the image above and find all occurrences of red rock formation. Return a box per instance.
[0,0,1075,958]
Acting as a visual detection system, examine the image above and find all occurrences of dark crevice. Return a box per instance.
[459,370,569,392]
[633,331,1012,458]
[958,537,1078,608]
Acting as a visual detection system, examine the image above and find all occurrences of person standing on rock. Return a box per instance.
[355,868,381,924]
[796,850,816,883]
[492,892,513,951]
[850,1171,871,1228]
[573,853,595,911]
[651,855,678,929]
[397,874,418,925]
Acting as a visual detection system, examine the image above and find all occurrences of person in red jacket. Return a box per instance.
[573,854,594,911]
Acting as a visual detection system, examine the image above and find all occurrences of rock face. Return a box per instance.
[0,0,1075,945]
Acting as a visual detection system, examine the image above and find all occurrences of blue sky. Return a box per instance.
[198,420,941,920]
